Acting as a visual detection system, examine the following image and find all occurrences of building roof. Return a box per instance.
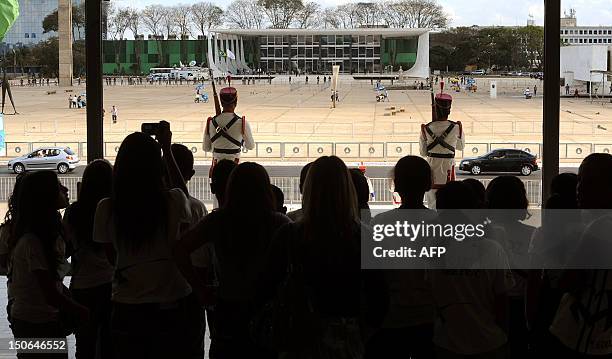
[208,28,430,37]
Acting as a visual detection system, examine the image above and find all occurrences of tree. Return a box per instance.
[335,4,362,29]
[354,2,383,27]
[320,8,341,29]
[293,2,320,28]
[141,5,164,37]
[126,7,141,38]
[257,0,304,29]
[225,0,266,29]
[41,3,86,41]
[405,0,448,28]
[160,6,177,38]
[173,5,193,39]
[30,38,59,77]
[191,2,224,36]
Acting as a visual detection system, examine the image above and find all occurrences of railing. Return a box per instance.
[2,141,608,162]
[0,177,543,207]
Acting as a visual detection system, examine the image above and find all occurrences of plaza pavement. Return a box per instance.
[3,77,612,163]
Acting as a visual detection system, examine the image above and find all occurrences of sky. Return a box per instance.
[115,0,612,27]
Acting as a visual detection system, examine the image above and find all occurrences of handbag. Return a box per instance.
[250,224,322,352]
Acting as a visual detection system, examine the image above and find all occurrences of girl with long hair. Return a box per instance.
[175,162,290,358]
[8,171,89,359]
[260,156,387,358]
[93,125,198,359]
[64,159,114,359]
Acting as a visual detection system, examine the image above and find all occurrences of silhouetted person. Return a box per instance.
[286,162,312,222]
[210,159,238,208]
[350,168,372,224]
[485,176,534,358]
[547,153,612,356]
[93,125,199,358]
[175,162,290,358]
[171,143,209,356]
[271,184,287,215]
[261,156,387,357]
[430,181,514,359]
[8,171,89,359]
[462,178,486,209]
[0,173,26,272]
[545,173,578,209]
[64,160,114,359]
[367,155,435,359]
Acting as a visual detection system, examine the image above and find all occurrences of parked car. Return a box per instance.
[471,69,486,75]
[459,149,539,176]
[7,147,79,174]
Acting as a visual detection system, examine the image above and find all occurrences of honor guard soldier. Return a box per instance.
[420,93,464,208]
[204,87,255,176]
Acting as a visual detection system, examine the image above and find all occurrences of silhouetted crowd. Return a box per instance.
[2,122,612,359]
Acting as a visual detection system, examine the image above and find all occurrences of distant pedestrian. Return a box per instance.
[289,76,291,84]
[111,105,118,124]
[565,83,570,95]
[534,85,537,96]
[609,83,612,94]
[305,76,309,84]
[68,96,72,109]
[318,76,321,84]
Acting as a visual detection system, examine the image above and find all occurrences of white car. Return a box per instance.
[7,147,79,174]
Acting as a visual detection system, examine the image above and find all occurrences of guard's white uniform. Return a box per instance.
[420,119,464,207]
[203,112,255,163]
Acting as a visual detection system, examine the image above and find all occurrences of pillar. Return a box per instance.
[58,0,73,87]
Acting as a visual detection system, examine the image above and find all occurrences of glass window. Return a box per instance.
[275,48,282,57]
[306,36,312,45]
[298,35,305,44]
[321,36,327,45]
[24,33,29,38]
[367,48,374,57]
[336,48,342,57]
[298,47,304,56]
[31,33,36,38]
[306,48,312,57]
[366,35,374,44]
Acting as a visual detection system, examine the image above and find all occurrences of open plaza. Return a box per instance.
[2,76,612,163]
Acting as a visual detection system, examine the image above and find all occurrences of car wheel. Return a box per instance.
[521,165,532,176]
[471,165,481,175]
[57,163,69,174]
[13,163,25,174]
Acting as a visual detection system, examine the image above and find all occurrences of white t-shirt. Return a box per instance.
[93,188,192,304]
[64,205,115,289]
[8,233,65,323]
[430,239,514,355]
[550,216,612,355]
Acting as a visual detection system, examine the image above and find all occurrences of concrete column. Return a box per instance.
[58,0,73,87]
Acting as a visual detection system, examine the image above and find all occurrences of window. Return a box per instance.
[24,33,29,38]
[589,39,593,43]
[589,30,593,34]
[31,33,36,38]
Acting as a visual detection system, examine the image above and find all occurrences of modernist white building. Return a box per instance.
[206,28,430,78]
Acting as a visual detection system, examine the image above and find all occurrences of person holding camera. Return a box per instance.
[93,121,200,358]
[203,87,255,176]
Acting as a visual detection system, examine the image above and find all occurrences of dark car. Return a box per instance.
[459,149,539,176]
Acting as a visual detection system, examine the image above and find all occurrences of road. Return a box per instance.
[0,164,577,180]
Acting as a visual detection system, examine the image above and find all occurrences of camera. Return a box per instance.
[141,122,160,137]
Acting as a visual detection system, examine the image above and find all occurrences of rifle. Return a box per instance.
[209,69,221,115]
[430,79,437,121]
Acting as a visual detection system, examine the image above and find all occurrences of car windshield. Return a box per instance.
[64,148,75,155]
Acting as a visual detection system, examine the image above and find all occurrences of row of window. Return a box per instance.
[259,58,382,73]
[562,37,612,44]
[561,29,612,35]
[259,35,381,46]
[260,46,380,58]
[23,33,36,39]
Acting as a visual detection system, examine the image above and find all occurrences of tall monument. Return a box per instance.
[58,0,73,87]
